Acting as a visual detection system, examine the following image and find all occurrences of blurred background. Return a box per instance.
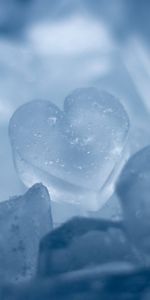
[0,0,150,221]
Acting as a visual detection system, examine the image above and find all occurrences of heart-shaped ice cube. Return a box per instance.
[9,88,129,210]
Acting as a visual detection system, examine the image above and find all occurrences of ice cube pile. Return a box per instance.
[1,89,150,299]
[1,145,150,299]
[0,213,150,299]
[9,87,129,211]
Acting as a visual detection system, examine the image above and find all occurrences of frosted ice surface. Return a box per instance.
[0,183,52,283]
[37,217,136,277]
[9,88,129,211]
[116,146,150,263]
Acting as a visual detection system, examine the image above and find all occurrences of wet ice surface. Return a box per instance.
[0,155,150,299]
[9,88,129,211]
[0,183,52,283]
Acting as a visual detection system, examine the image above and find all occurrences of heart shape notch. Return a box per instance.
[9,88,129,211]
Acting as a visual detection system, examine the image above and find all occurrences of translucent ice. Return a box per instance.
[9,88,129,211]
[0,183,52,283]
[116,146,150,263]
[37,217,136,277]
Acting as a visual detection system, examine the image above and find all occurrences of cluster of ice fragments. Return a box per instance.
[1,88,150,298]
[1,145,150,299]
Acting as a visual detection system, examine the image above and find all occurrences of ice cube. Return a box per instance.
[9,88,129,211]
[0,183,52,283]
[37,217,136,277]
[116,146,150,263]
